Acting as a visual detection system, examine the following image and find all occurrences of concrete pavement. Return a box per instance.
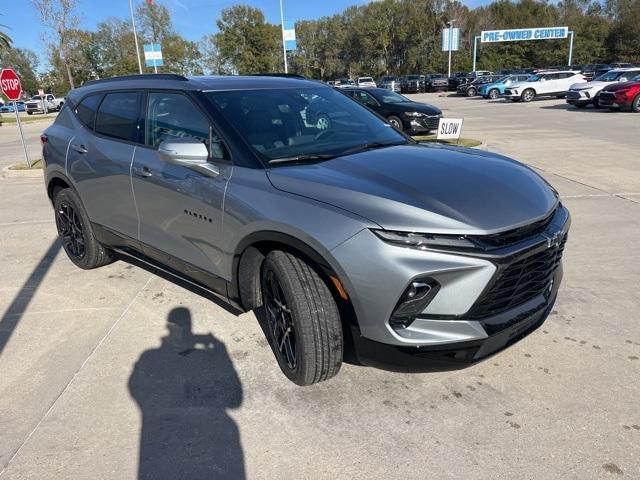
[0,97,638,479]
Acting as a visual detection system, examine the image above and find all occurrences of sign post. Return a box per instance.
[474,26,574,71]
[437,118,464,144]
[1,69,31,167]
[143,44,163,73]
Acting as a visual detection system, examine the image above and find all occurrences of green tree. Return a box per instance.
[214,5,281,74]
[0,48,39,94]
[0,14,12,52]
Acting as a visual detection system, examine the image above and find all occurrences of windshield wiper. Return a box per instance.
[268,153,338,165]
[339,140,408,156]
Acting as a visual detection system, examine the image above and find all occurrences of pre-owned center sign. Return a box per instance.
[481,27,568,43]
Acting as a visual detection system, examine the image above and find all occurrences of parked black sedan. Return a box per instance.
[342,87,442,133]
[456,75,502,97]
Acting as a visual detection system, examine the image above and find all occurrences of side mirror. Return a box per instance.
[158,138,220,177]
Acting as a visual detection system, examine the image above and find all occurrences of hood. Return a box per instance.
[398,102,441,115]
[604,80,640,92]
[267,144,558,234]
[570,80,608,91]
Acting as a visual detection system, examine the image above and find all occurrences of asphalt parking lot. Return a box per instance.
[0,95,639,479]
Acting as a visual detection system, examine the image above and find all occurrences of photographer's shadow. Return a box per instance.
[128,307,245,479]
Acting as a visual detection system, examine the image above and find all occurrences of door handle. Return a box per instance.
[71,144,88,154]
[133,166,153,178]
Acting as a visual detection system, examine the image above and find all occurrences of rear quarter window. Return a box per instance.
[95,92,140,142]
[75,94,103,130]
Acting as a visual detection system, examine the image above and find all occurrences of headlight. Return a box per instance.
[405,111,425,118]
[372,229,478,250]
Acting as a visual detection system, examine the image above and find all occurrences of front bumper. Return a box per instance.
[598,91,630,108]
[351,292,557,372]
[331,205,570,357]
[566,90,595,105]
[407,114,441,133]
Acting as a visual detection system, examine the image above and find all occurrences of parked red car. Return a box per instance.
[598,80,640,112]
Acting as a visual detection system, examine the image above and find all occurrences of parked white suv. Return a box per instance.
[356,76,377,88]
[504,71,586,102]
[567,68,640,108]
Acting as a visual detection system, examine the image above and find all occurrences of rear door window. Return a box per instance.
[95,92,141,142]
[75,94,103,130]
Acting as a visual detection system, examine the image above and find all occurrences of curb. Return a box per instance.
[2,165,44,179]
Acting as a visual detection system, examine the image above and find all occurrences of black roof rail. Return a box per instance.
[82,74,189,87]
[249,73,307,80]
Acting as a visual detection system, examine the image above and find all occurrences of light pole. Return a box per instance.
[447,20,456,78]
[279,0,288,73]
[129,0,143,74]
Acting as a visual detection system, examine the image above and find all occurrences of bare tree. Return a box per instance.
[30,0,79,88]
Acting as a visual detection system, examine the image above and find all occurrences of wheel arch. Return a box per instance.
[46,172,75,202]
[230,230,361,344]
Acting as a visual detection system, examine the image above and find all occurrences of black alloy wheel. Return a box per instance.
[263,269,297,370]
[56,201,86,260]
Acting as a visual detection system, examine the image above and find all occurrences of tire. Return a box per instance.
[631,94,640,113]
[53,188,112,269]
[27,111,33,115]
[261,251,343,386]
[521,89,535,102]
[467,87,477,97]
[387,115,403,131]
[488,89,499,99]
[593,96,602,109]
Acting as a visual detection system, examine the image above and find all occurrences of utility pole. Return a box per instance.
[448,21,453,77]
[279,0,288,73]
[129,0,143,74]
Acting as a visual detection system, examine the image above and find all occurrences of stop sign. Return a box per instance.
[0,69,22,101]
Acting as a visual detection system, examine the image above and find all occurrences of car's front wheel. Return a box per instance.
[488,89,499,99]
[467,87,477,97]
[54,188,112,269]
[631,94,640,113]
[521,89,535,102]
[261,251,343,386]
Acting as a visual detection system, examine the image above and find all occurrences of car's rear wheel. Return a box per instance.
[521,89,535,102]
[631,94,640,113]
[54,188,112,269]
[387,115,403,131]
[261,251,343,386]
[488,89,499,99]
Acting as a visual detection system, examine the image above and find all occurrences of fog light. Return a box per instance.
[389,278,440,329]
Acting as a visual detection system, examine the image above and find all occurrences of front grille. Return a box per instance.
[599,92,615,102]
[504,89,513,95]
[567,91,581,100]
[421,115,441,130]
[469,235,567,318]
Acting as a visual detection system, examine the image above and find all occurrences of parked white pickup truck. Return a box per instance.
[25,94,64,114]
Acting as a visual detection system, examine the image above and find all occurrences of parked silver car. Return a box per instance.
[379,75,401,92]
[42,74,570,385]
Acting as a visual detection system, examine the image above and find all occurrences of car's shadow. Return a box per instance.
[538,103,612,113]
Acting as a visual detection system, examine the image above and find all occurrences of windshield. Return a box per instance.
[32,95,42,100]
[359,77,374,82]
[373,90,412,103]
[407,75,420,80]
[381,76,396,82]
[205,87,408,163]
[595,70,638,82]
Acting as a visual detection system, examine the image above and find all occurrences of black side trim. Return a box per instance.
[92,223,242,314]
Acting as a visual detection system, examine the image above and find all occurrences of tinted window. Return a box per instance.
[206,87,406,161]
[353,91,377,105]
[75,94,103,129]
[95,92,140,142]
[146,92,227,160]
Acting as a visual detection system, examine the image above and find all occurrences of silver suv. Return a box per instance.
[42,74,570,386]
